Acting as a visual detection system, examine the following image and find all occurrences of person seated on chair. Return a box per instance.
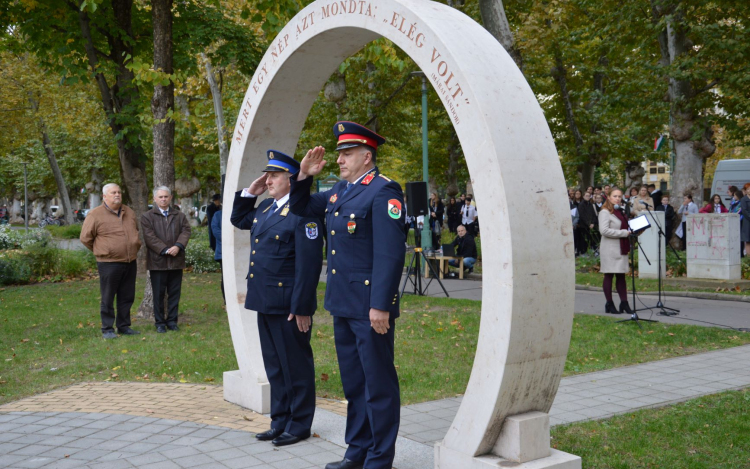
[448,224,478,274]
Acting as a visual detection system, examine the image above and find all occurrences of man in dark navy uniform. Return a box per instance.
[230,150,324,447]
[289,122,406,469]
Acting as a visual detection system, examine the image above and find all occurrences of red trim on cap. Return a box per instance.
[338,133,378,149]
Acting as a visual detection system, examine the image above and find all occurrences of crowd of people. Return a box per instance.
[572,182,750,316]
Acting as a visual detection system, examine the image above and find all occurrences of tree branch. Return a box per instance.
[694,79,719,96]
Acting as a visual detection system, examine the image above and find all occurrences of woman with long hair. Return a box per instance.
[446,196,461,233]
[630,186,654,218]
[699,194,728,213]
[598,188,635,315]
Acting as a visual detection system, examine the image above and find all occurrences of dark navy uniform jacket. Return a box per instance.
[230,192,324,316]
[289,168,406,319]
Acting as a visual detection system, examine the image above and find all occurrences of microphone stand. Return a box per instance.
[617,232,658,328]
[642,203,680,316]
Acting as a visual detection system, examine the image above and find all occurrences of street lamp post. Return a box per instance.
[23,162,28,232]
[411,71,432,251]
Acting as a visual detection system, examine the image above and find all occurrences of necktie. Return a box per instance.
[265,202,278,222]
[162,210,168,217]
[343,182,353,196]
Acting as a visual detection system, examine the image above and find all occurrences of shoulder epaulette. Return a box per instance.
[379,174,392,182]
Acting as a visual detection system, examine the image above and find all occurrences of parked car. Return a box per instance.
[198,205,208,224]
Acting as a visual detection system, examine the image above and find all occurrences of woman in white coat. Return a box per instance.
[598,188,635,315]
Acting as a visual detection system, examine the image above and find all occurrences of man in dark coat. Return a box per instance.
[290,122,405,469]
[206,194,221,251]
[231,150,324,448]
[448,224,478,273]
[648,184,663,212]
[141,186,192,333]
[655,195,676,240]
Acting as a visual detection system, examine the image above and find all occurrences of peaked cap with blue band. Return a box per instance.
[333,121,386,151]
[262,150,300,174]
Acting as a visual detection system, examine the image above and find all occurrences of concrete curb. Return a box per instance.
[574,284,750,303]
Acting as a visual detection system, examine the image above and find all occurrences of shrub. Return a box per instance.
[185,236,219,273]
[0,254,32,286]
[45,224,82,239]
[0,225,13,250]
[0,245,95,285]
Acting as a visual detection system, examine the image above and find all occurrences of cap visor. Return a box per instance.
[336,142,362,151]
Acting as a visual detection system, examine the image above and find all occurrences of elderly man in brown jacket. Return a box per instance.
[141,186,192,333]
[80,183,142,339]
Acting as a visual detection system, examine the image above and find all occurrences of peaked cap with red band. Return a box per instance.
[333,121,386,151]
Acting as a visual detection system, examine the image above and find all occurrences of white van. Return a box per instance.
[711,159,750,206]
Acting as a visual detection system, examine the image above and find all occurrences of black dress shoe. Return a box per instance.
[604,301,619,315]
[255,428,284,441]
[272,431,308,447]
[117,327,140,335]
[156,325,167,333]
[619,301,634,315]
[325,459,364,469]
[167,325,179,331]
[102,331,118,339]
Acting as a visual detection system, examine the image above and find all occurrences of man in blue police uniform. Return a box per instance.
[289,122,406,469]
[230,150,324,447]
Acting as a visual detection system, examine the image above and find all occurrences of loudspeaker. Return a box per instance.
[405,181,428,217]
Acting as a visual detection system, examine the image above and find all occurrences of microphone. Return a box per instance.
[640,201,652,208]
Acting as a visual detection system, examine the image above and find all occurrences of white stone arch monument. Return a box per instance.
[222,1,579,467]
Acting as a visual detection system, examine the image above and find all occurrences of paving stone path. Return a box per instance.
[2,344,749,469]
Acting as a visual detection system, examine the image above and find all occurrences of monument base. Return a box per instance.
[223,369,270,414]
[687,263,741,281]
[435,444,581,469]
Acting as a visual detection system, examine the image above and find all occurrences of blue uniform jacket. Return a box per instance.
[230,192,324,316]
[288,169,406,319]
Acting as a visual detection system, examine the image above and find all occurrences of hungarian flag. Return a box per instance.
[654,135,666,151]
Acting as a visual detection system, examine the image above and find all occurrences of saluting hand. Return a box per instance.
[246,173,269,196]
[298,146,327,180]
[288,314,312,333]
[369,308,390,335]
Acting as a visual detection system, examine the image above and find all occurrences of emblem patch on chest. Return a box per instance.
[347,221,356,234]
[306,222,319,239]
[329,194,338,204]
[387,199,402,219]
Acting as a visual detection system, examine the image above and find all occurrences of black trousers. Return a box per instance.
[334,316,399,469]
[257,312,316,437]
[97,261,137,333]
[150,269,183,327]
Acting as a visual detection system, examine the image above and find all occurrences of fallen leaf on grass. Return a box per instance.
[204,377,215,382]
[21,338,29,343]
[312,433,320,438]
[179,379,187,383]
[320,373,329,382]
[668,333,675,336]
[121,349,128,353]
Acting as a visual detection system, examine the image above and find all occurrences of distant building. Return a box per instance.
[641,160,671,192]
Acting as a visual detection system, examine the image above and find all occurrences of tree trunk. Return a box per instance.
[10,196,23,224]
[665,12,714,207]
[201,54,229,178]
[477,0,523,70]
[445,129,460,197]
[152,0,175,191]
[26,96,75,225]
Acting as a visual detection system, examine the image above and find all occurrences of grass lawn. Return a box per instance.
[553,389,750,468]
[1,273,748,406]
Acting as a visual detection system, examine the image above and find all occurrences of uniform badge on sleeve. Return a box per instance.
[306,222,319,239]
[329,194,338,204]
[387,199,402,219]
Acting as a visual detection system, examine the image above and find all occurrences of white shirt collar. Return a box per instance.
[273,193,290,211]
